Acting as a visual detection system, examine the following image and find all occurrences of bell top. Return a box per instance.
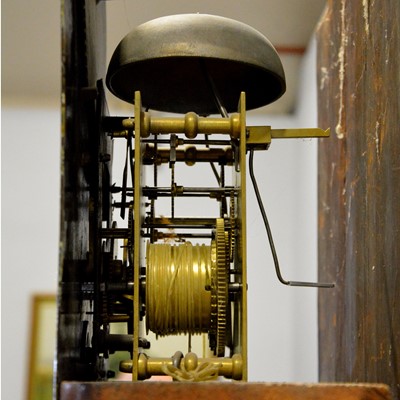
[106,14,286,114]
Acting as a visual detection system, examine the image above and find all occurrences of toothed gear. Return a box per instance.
[127,203,134,266]
[210,218,228,356]
[229,191,236,262]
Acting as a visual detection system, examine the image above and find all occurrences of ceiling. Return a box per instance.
[2,0,327,114]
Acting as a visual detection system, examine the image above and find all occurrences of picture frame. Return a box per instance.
[27,294,57,400]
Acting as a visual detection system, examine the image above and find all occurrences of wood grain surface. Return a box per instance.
[317,1,400,399]
[60,382,392,400]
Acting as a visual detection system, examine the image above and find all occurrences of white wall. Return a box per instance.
[1,39,319,399]
[2,105,61,400]
[247,38,319,381]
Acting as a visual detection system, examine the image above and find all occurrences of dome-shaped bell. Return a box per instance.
[106,14,286,114]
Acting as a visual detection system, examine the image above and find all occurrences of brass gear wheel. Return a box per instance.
[229,191,236,262]
[210,218,228,356]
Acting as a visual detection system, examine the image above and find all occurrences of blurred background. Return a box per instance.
[2,1,327,399]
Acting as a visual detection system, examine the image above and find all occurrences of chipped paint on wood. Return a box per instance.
[335,0,348,139]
